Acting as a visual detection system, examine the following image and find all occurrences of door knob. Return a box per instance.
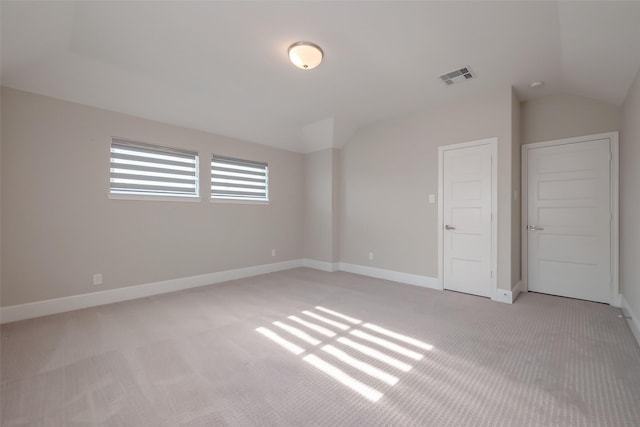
[527,225,544,231]
[445,225,455,230]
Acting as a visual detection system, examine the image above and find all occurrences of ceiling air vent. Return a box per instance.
[439,66,475,86]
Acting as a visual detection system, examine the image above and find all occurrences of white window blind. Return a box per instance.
[110,139,199,198]
[211,155,268,201]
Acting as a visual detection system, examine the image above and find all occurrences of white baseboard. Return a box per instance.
[491,288,513,304]
[0,259,304,324]
[612,293,622,308]
[303,259,339,272]
[491,280,522,304]
[512,280,523,302]
[338,262,440,290]
[621,294,640,348]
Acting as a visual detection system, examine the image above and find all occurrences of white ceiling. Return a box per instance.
[2,1,640,153]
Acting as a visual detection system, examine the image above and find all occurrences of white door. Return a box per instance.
[442,144,493,297]
[527,139,612,303]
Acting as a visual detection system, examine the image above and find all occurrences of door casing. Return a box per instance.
[521,132,620,306]
[438,138,498,296]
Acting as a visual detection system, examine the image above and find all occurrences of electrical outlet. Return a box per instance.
[369,252,374,261]
[93,273,103,286]
[271,249,276,257]
[428,194,436,204]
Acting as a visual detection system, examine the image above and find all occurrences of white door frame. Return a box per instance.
[438,137,498,295]
[521,132,620,306]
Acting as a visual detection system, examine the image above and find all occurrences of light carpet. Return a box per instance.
[1,268,639,426]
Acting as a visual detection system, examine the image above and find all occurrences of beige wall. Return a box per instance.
[511,89,521,287]
[620,69,640,320]
[340,87,516,291]
[2,81,635,310]
[331,149,341,263]
[0,95,2,303]
[1,87,304,306]
[521,93,621,145]
[303,148,340,263]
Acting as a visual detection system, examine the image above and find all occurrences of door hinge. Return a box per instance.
[490,270,493,278]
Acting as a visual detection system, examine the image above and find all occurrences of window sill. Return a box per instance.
[210,199,269,205]
[109,194,202,203]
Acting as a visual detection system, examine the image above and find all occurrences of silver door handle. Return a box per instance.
[527,225,544,231]
[445,225,455,230]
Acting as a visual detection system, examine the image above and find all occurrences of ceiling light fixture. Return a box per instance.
[529,81,544,88]
[288,41,323,70]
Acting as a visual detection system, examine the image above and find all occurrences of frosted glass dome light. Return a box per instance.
[288,41,323,70]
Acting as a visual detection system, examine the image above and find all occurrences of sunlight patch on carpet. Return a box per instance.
[257,307,433,402]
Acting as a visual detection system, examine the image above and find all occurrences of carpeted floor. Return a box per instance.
[1,268,639,426]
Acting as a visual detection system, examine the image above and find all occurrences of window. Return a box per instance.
[110,138,199,198]
[211,155,268,202]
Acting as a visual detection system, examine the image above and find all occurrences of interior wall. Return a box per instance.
[521,93,621,144]
[0,93,2,304]
[511,88,521,287]
[0,87,304,307]
[331,149,341,263]
[620,68,640,323]
[340,87,515,291]
[303,148,340,264]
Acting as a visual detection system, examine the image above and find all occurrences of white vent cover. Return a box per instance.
[439,66,475,86]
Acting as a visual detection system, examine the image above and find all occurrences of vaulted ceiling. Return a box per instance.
[2,1,640,152]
